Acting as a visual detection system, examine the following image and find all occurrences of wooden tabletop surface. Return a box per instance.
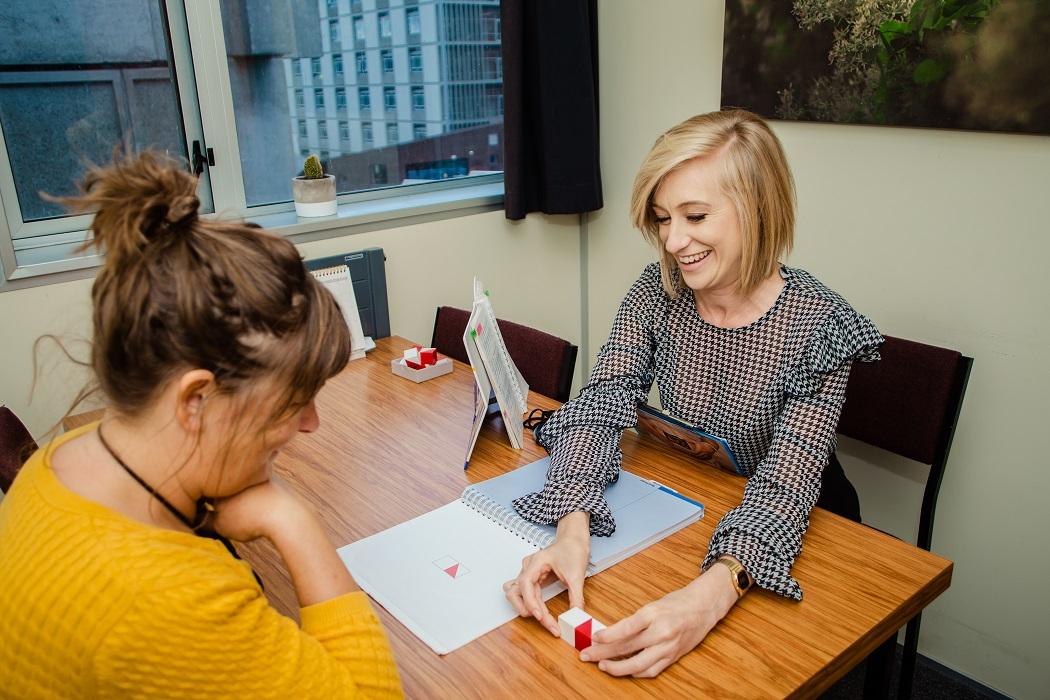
[69,336,953,698]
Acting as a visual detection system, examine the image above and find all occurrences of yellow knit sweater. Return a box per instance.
[0,425,403,699]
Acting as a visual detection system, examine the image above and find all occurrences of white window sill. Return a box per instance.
[1,180,504,292]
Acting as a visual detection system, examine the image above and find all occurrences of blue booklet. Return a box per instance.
[635,403,745,476]
[462,456,704,575]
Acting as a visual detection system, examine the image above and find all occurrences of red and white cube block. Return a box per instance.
[558,607,606,651]
[391,345,453,383]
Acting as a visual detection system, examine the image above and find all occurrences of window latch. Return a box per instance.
[191,140,215,176]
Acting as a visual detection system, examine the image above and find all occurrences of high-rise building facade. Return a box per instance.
[286,0,502,177]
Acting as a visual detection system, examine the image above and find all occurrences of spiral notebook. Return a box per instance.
[309,265,372,360]
[337,456,703,655]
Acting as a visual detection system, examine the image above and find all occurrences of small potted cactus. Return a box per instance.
[291,154,337,217]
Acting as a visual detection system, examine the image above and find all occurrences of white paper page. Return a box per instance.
[469,299,527,447]
[311,265,367,357]
[338,500,565,655]
[462,305,492,466]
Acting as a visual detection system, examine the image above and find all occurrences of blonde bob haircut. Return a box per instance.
[630,109,796,298]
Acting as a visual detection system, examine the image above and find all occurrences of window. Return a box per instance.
[318,120,328,140]
[362,121,373,143]
[0,1,505,282]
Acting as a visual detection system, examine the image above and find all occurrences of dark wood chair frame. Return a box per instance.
[837,336,973,700]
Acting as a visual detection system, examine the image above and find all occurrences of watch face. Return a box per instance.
[735,570,751,590]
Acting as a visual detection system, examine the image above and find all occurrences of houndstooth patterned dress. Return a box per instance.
[513,263,883,600]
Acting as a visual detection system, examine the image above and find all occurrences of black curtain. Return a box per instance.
[501,0,603,220]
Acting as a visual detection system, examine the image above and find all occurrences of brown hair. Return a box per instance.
[629,109,796,297]
[53,151,350,433]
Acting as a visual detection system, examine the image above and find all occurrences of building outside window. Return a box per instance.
[362,121,373,143]
[318,120,328,140]
[340,120,350,141]
[0,0,505,282]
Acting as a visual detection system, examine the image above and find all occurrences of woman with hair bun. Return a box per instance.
[0,152,402,698]
[504,109,883,678]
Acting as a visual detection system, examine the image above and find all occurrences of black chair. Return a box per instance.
[836,335,973,700]
[431,306,578,403]
[1,405,38,493]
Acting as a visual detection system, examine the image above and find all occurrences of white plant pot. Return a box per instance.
[291,174,337,217]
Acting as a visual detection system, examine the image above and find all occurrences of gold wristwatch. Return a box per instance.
[715,556,753,598]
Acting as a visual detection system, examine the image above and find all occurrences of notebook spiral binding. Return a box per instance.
[461,487,554,548]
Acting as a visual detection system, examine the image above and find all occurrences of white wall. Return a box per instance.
[592,1,1048,697]
[0,209,581,439]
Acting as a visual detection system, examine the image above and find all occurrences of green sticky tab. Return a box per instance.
[484,290,490,296]
[470,329,477,338]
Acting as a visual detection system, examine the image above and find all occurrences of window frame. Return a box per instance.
[0,0,504,288]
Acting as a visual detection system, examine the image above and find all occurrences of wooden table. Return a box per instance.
[84,337,952,698]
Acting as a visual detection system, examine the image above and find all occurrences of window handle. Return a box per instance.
[191,140,215,176]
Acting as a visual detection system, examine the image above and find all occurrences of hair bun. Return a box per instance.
[162,194,200,230]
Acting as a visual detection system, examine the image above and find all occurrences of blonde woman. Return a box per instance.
[505,109,882,678]
[0,153,402,698]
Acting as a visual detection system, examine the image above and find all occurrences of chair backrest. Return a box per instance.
[431,306,578,402]
[1,406,38,493]
[837,335,972,551]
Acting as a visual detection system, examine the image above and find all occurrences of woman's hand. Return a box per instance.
[210,476,312,543]
[581,563,741,678]
[504,511,590,636]
[213,476,355,607]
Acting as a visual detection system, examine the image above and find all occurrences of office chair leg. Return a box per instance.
[897,612,922,700]
[862,635,895,700]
